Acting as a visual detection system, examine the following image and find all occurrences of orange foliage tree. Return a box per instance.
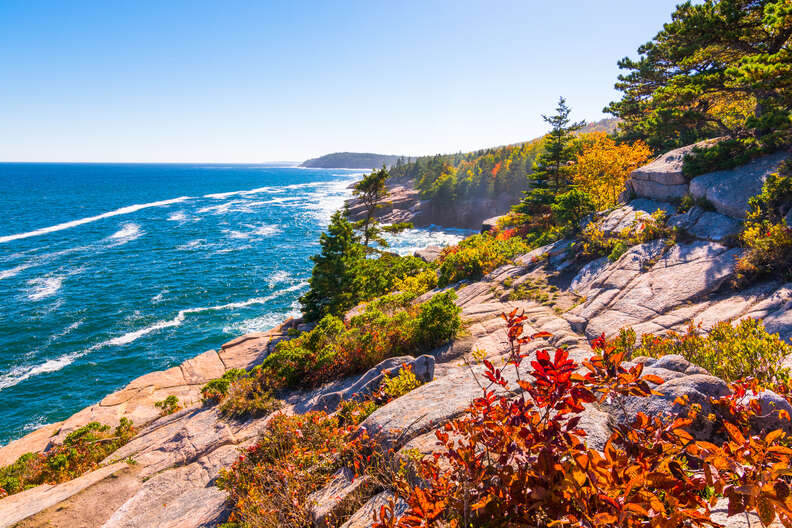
[572,132,652,209]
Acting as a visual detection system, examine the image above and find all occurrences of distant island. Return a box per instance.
[300,152,411,169]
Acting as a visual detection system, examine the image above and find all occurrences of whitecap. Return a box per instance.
[106,222,144,245]
[222,223,280,240]
[176,239,206,251]
[0,196,192,244]
[383,227,472,256]
[0,263,31,280]
[168,211,188,222]
[26,276,64,301]
[0,351,84,390]
[96,282,308,348]
[268,270,291,288]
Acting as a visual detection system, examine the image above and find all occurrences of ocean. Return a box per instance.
[0,163,468,445]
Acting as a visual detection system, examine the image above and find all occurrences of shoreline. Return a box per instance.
[0,317,299,467]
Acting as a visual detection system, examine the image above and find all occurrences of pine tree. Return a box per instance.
[352,166,389,249]
[514,97,584,216]
[300,211,364,322]
[606,0,792,152]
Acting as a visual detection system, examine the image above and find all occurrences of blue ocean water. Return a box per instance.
[0,163,467,445]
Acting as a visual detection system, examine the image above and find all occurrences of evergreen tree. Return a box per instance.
[352,166,389,249]
[606,0,792,152]
[514,97,584,216]
[300,211,364,322]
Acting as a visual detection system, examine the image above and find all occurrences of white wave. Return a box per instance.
[0,264,31,280]
[268,270,290,288]
[176,239,207,251]
[46,320,84,345]
[0,351,84,390]
[222,223,281,240]
[22,417,52,433]
[97,282,307,348]
[151,290,168,303]
[223,309,300,335]
[27,276,64,301]
[168,211,188,222]
[204,186,277,199]
[106,222,144,246]
[383,227,473,256]
[0,196,192,244]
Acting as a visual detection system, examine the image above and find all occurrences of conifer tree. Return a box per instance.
[606,0,792,152]
[352,166,389,249]
[300,211,364,321]
[514,97,584,216]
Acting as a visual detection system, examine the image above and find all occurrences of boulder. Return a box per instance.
[685,211,741,242]
[481,215,505,233]
[598,199,676,236]
[689,151,789,219]
[414,245,443,263]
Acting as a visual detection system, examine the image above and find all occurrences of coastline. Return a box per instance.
[0,318,298,467]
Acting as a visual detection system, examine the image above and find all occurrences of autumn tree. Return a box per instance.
[606,0,792,152]
[572,132,653,209]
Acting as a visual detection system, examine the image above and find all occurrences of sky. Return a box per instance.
[0,0,683,163]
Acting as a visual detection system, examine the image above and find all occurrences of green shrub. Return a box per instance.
[219,377,280,419]
[154,395,180,416]
[577,209,674,261]
[201,369,248,404]
[382,365,423,400]
[437,233,531,286]
[735,161,792,285]
[0,419,136,497]
[614,318,791,383]
[412,291,462,349]
[259,291,461,391]
[550,188,596,233]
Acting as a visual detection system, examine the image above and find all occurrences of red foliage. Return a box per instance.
[374,310,792,528]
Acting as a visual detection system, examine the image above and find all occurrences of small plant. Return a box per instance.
[735,161,792,286]
[201,368,248,404]
[382,365,423,400]
[613,318,791,384]
[577,209,674,262]
[154,395,180,416]
[218,376,280,419]
[0,418,136,497]
[436,233,531,286]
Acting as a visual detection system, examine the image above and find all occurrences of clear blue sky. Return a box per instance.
[0,1,682,163]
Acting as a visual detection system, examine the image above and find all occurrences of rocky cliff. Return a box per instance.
[1,143,791,528]
[344,180,516,230]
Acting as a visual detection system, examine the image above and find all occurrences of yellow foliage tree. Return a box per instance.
[571,132,652,209]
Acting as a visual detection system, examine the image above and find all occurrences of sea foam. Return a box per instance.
[0,196,191,244]
[26,276,64,301]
